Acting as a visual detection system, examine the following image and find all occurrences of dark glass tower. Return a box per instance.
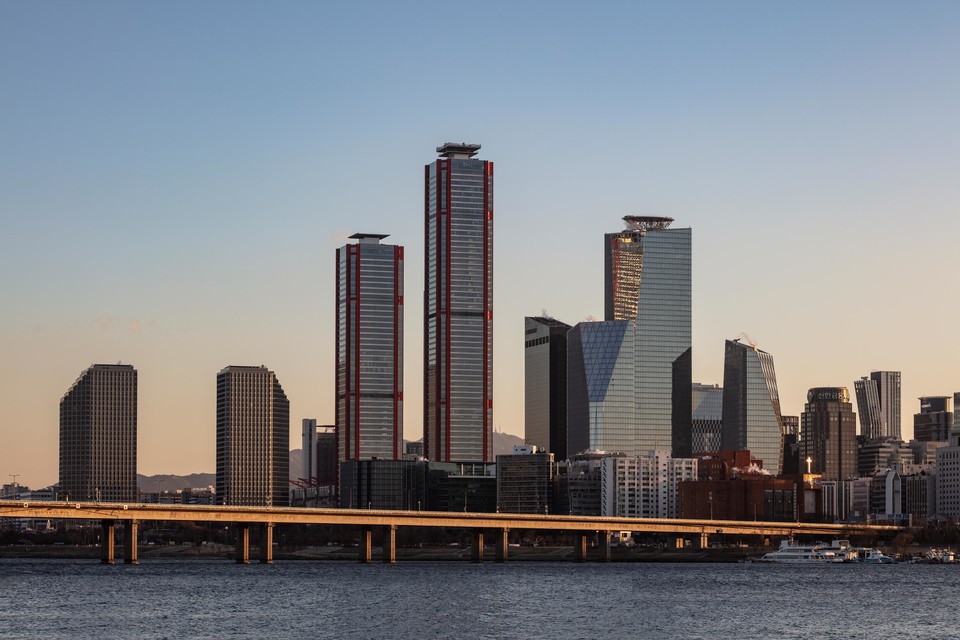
[424,143,493,462]
[800,387,857,481]
[336,232,404,461]
[721,339,785,475]
[216,365,289,506]
[59,364,138,503]
[524,316,570,460]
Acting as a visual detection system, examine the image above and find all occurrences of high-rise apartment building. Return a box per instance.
[59,364,137,503]
[336,232,404,461]
[600,450,697,518]
[874,371,901,438]
[721,339,786,475]
[524,316,570,460]
[691,383,723,454]
[599,216,693,456]
[216,366,289,506]
[423,143,493,462]
[799,387,857,481]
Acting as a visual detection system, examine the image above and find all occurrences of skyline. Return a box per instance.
[3,2,960,488]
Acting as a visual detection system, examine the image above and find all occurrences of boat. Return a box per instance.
[861,549,895,564]
[758,539,846,563]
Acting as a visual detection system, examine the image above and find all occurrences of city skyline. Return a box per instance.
[3,3,960,488]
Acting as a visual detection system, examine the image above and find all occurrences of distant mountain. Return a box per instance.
[144,434,528,491]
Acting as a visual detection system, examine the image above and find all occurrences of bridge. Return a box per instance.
[0,500,903,565]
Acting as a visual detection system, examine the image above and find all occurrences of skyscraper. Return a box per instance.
[854,377,884,439]
[604,216,692,457]
[800,387,858,481]
[423,143,493,462]
[524,315,570,460]
[59,364,137,502]
[871,371,902,439]
[721,338,786,475]
[336,232,404,461]
[302,418,318,481]
[216,365,289,506]
[691,383,723,454]
[567,320,636,455]
[914,396,953,442]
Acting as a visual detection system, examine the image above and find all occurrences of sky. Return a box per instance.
[2,1,959,489]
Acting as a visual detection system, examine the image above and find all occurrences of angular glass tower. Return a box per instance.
[216,365,289,506]
[59,364,138,503]
[524,316,571,460]
[336,233,404,461]
[721,339,785,475]
[566,320,637,455]
[871,370,901,440]
[604,216,692,457]
[854,376,884,440]
[424,143,494,463]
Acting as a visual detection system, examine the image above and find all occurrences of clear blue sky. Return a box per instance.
[2,1,959,488]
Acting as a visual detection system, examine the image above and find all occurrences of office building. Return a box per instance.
[339,459,425,510]
[524,316,570,460]
[496,447,555,514]
[604,216,692,457]
[59,364,137,503]
[423,143,493,463]
[858,437,912,477]
[600,450,697,519]
[914,396,954,442]
[567,320,636,455]
[936,429,960,519]
[720,339,786,475]
[799,387,857,481]
[337,232,404,461]
[872,371,902,439]
[302,418,318,481]
[691,383,723,453]
[854,377,884,439]
[216,366,289,507]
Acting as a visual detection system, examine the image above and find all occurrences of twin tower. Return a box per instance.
[336,143,493,464]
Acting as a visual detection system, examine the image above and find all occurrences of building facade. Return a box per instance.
[59,364,138,503]
[524,316,570,460]
[854,376,884,440]
[496,447,555,514]
[799,387,857,481]
[337,232,403,461]
[691,383,723,454]
[872,371,902,439]
[936,429,960,519]
[600,450,697,518]
[721,339,786,475]
[914,396,953,442]
[216,365,289,507]
[423,143,493,463]
[604,216,692,458]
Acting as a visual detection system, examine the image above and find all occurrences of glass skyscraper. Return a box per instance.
[59,364,138,503]
[424,143,493,462]
[336,232,404,461]
[854,376,884,439]
[602,216,692,456]
[524,316,571,460]
[800,387,858,481]
[691,382,723,453]
[721,339,786,475]
[216,365,289,506]
[872,370,901,440]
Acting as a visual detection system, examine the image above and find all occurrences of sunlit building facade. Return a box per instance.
[59,364,138,503]
[336,232,404,461]
[424,143,493,462]
[216,365,289,507]
[799,387,857,481]
[854,376,884,440]
[721,339,785,475]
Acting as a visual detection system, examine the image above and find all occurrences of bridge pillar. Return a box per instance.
[691,532,709,550]
[674,535,685,549]
[100,520,115,565]
[494,528,509,563]
[472,529,485,563]
[598,531,611,563]
[358,526,372,563]
[259,523,274,564]
[123,520,139,565]
[574,532,587,563]
[383,525,397,564]
[236,525,250,564]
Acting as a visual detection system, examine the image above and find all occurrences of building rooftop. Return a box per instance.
[623,215,674,232]
[437,142,481,158]
[349,233,390,243]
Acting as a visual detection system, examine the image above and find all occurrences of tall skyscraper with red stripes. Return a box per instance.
[336,233,404,461]
[424,143,494,462]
